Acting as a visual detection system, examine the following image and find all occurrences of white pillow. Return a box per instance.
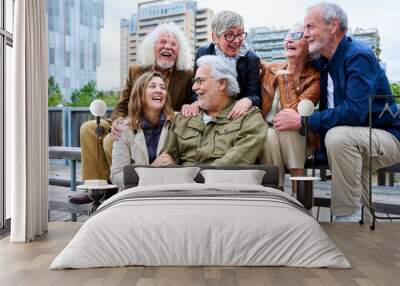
[135,167,201,186]
[200,169,266,185]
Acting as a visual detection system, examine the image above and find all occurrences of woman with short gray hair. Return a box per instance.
[182,10,261,120]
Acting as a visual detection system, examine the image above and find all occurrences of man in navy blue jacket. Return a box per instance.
[274,3,400,221]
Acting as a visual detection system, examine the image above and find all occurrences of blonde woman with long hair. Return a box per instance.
[110,71,175,188]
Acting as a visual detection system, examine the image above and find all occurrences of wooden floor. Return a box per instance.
[1,222,400,286]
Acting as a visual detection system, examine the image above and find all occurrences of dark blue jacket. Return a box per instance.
[191,43,261,107]
[309,37,400,161]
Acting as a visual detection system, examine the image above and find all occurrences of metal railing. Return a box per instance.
[363,95,400,230]
[48,107,113,147]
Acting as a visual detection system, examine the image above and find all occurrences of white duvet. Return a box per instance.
[50,183,350,269]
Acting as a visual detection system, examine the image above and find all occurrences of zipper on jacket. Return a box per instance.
[284,74,289,100]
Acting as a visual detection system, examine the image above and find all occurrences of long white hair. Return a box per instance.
[137,22,193,71]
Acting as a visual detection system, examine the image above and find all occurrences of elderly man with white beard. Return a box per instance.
[71,23,193,204]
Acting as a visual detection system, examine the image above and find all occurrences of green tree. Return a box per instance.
[97,90,120,107]
[67,81,97,107]
[48,76,64,106]
[391,82,400,96]
[65,80,120,107]
[391,82,400,103]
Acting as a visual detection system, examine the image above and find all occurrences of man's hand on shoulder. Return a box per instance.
[181,101,200,117]
[228,97,252,120]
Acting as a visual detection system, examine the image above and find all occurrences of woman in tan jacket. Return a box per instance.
[110,71,176,188]
[260,24,320,187]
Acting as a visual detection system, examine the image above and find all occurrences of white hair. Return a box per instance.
[290,23,305,32]
[307,2,348,33]
[197,55,240,97]
[137,22,193,71]
[212,10,244,36]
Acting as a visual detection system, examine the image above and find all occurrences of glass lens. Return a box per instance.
[224,32,247,42]
[224,33,235,41]
[291,32,304,40]
[5,0,14,33]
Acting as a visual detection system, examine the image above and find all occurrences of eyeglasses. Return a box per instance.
[286,31,304,41]
[192,77,214,86]
[223,32,247,42]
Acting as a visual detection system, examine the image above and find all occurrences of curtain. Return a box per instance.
[8,0,48,242]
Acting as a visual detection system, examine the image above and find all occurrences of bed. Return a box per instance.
[50,165,350,269]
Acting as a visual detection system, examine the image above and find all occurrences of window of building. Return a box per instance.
[65,51,71,67]
[92,43,97,71]
[49,48,55,64]
[48,15,54,31]
[80,40,85,69]
[5,0,13,33]
[80,53,85,69]
[66,7,71,35]
[1,0,14,231]
[64,77,70,89]
[46,0,113,223]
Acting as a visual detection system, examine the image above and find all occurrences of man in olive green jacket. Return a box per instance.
[162,55,267,166]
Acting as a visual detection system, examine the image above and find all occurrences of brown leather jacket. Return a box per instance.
[260,61,320,117]
[112,64,193,122]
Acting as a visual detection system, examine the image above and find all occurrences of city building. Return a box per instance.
[120,15,138,88]
[350,27,381,60]
[120,0,213,88]
[47,0,104,99]
[195,8,214,50]
[247,26,289,63]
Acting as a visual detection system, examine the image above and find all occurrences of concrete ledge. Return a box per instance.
[48,146,81,160]
[49,177,83,187]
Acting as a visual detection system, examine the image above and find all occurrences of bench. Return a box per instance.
[377,163,400,186]
[306,159,399,185]
[48,146,82,192]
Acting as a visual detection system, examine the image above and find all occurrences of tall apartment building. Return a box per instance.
[120,0,213,87]
[47,0,104,99]
[350,27,380,60]
[120,15,138,88]
[247,27,289,62]
[195,8,214,50]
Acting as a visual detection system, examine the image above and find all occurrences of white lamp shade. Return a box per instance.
[298,99,315,117]
[90,99,107,117]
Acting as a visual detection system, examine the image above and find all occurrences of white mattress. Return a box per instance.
[50,183,350,269]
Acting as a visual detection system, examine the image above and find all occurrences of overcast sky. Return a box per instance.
[96,0,400,90]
